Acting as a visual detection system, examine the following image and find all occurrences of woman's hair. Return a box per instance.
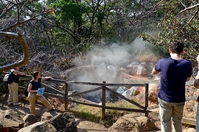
[32,71,39,80]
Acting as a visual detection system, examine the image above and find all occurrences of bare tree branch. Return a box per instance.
[141,0,164,19]
[0,0,26,18]
[179,3,199,13]
[15,0,20,23]
[178,0,186,8]
[187,8,199,25]
[2,9,53,31]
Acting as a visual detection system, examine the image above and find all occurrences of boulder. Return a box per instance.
[77,119,108,132]
[2,109,24,128]
[48,112,77,132]
[141,62,155,72]
[148,83,160,103]
[187,128,196,132]
[108,114,155,132]
[18,112,77,132]
[121,87,140,98]
[18,121,56,132]
[127,63,148,76]
[41,112,53,121]
[4,110,12,118]
[127,62,140,68]
[23,114,38,127]
[0,127,19,132]
[0,111,4,128]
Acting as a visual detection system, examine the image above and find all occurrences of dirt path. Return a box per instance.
[0,95,109,132]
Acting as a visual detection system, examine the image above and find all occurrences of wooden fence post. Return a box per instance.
[102,81,106,119]
[145,83,149,116]
[64,82,68,111]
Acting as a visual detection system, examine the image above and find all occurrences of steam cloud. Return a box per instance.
[76,38,151,68]
[68,38,154,102]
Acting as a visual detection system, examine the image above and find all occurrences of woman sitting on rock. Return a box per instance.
[27,71,54,115]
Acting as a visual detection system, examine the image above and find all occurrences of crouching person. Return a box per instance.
[27,71,54,115]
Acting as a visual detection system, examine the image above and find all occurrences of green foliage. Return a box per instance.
[54,0,86,23]
[70,105,101,120]
[47,0,161,52]
[96,10,105,24]
[151,45,169,58]
[70,100,138,127]
[0,0,166,56]
[141,0,199,61]
[154,9,164,17]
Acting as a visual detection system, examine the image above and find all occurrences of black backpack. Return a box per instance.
[24,84,29,97]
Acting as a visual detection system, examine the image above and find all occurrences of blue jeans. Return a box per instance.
[158,98,185,132]
[196,102,199,132]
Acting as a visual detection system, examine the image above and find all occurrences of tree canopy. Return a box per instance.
[0,0,199,71]
[141,0,199,61]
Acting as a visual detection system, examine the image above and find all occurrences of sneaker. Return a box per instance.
[13,102,21,106]
[8,102,13,105]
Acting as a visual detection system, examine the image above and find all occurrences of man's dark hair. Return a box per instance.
[169,41,184,54]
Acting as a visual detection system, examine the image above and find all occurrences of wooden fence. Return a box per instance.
[4,74,198,124]
[17,76,149,119]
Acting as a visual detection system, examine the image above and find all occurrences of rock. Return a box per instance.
[18,112,77,132]
[4,110,12,118]
[0,127,19,132]
[115,86,140,100]
[2,109,24,128]
[48,112,77,132]
[41,112,53,121]
[18,121,57,132]
[108,114,155,132]
[23,114,38,127]
[121,87,140,98]
[127,62,140,68]
[0,111,4,128]
[132,87,140,96]
[187,128,196,132]
[127,63,148,76]
[136,64,148,76]
[0,94,8,101]
[141,62,155,72]
[148,83,160,103]
[116,87,128,95]
[76,119,108,132]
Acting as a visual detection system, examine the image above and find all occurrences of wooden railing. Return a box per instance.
[3,75,198,126]
[4,74,198,124]
[17,76,149,119]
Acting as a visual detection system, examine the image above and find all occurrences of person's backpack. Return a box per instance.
[3,70,14,84]
[3,73,10,82]
[24,84,29,97]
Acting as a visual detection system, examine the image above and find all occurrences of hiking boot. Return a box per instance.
[8,102,13,105]
[13,102,21,106]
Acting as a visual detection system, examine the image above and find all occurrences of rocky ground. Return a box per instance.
[0,94,110,132]
[0,91,197,132]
